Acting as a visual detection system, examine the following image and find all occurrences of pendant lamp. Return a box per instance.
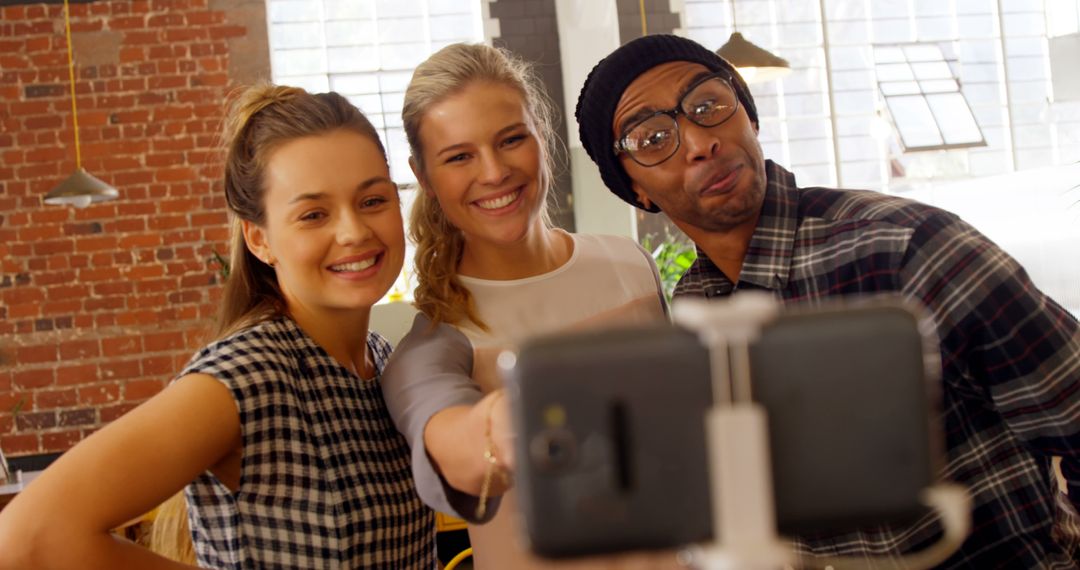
[716,3,791,84]
[43,0,118,208]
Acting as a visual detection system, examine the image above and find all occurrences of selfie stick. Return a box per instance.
[673,293,792,570]
[674,294,972,570]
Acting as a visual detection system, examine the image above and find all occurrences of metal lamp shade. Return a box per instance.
[43,168,119,208]
[717,32,791,83]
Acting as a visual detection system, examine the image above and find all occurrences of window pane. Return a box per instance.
[911,61,952,80]
[903,43,944,61]
[920,79,959,93]
[927,94,984,145]
[874,46,906,63]
[876,62,914,81]
[880,81,921,95]
[886,95,944,148]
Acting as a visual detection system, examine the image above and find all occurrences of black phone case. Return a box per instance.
[507,302,937,558]
[506,325,714,558]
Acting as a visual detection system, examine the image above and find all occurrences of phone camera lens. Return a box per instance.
[530,428,577,472]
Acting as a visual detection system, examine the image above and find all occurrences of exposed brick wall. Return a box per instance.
[0,0,268,457]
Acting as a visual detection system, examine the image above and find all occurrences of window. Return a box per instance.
[874,43,985,151]
[267,0,485,186]
[679,0,1080,188]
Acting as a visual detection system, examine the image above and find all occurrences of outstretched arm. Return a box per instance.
[0,374,241,570]
[382,314,514,523]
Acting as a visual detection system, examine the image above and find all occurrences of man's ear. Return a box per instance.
[241,219,274,267]
[630,182,654,210]
[408,156,432,196]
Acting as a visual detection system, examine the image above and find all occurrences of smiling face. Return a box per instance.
[613,61,767,236]
[413,80,546,248]
[242,129,405,319]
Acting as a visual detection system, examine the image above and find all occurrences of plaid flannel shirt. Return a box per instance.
[674,160,1080,568]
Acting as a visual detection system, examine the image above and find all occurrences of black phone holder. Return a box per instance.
[672,293,971,570]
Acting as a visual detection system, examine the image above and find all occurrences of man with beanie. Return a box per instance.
[576,34,1080,568]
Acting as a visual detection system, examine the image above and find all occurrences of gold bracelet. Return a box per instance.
[475,393,502,520]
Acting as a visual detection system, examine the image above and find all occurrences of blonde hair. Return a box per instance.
[147,492,196,564]
[403,43,562,328]
[215,84,386,339]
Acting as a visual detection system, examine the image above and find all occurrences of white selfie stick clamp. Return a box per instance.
[674,293,792,570]
[673,293,971,570]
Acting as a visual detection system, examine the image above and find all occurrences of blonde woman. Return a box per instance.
[0,86,435,569]
[381,44,677,569]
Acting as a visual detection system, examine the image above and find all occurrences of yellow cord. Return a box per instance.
[444,547,473,570]
[638,0,648,36]
[62,0,81,169]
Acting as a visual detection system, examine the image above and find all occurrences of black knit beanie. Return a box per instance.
[575,34,758,212]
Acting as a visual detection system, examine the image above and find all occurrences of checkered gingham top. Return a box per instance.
[179,316,436,569]
[675,160,1080,568]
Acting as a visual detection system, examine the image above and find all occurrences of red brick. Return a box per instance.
[98,358,141,381]
[125,265,165,280]
[186,11,225,25]
[17,345,58,364]
[141,355,175,376]
[100,403,138,423]
[110,16,147,30]
[1,434,40,455]
[160,197,200,213]
[42,430,82,452]
[3,287,45,305]
[118,233,161,248]
[8,302,41,320]
[135,277,175,294]
[56,363,100,386]
[59,339,100,360]
[79,267,124,282]
[147,13,185,27]
[46,283,90,302]
[42,299,82,316]
[71,235,117,253]
[13,368,55,389]
[84,296,125,312]
[36,388,78,409]
[102,335,143,357]
[124,379,165,400]
[128,293,167,310]
[144,331,185,352]
[148,75,186,90]
[124,30,160,44]
[33,239,74,256]
[115,310,158,327]
[148,214,188,231]
[78,384,121,406]
[18,224,63,241]
[93,281,135,297]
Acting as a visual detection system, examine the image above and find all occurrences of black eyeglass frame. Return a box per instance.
[612,72,742,167]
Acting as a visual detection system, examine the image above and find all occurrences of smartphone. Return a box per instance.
[504,301,939,558]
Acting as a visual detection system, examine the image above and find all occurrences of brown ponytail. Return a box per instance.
[214,84,386,339]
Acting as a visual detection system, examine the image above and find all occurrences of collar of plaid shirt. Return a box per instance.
[674,159,797,298]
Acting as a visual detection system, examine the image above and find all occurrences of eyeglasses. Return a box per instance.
[613,73,741,167]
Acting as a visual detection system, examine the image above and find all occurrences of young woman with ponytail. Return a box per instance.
[0,85,435,569]
[380,44,675,569]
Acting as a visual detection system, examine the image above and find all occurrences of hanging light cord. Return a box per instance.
[639,0,647,36]
[62,0,81,170]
